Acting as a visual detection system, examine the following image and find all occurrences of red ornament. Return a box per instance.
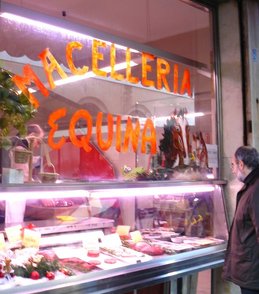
[30,271,40,280]
[21,223,36,238]
[26,223,36,230]
[45,271,55,280]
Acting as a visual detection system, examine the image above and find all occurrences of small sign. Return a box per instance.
[0,233,6,251]
[206,144,218,168]
[116,225,130,237]
[5,225,22,243]
[82,234,100,251]
[22,229,41,248]
[83,230,104,240]
[89,197,102,208]
[130,231,143,243]
[101,233,122,247]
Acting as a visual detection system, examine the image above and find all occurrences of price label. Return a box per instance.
[82,235,99,250]
[130,231,143,243]
[101,233,122,247]
[22,229,41,248]
[89,197,102,208]
[116,225,130,237]
[5,225,22,243]
[0,233,6,251]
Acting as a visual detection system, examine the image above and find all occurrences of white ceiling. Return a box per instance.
[3,0,209,43]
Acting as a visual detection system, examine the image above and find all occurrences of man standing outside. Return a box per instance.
[223,146,259,294]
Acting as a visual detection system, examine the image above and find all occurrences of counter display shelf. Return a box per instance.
[0,180,228,294]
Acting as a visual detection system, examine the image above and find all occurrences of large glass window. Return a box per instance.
[0,0,216,183]
[0,4,228,293]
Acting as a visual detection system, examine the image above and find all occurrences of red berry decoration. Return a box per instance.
[46,271,55,280]
[30,271,40,280]
[21,223,36,238]
[27,223,36,230]
[0,271,4,278]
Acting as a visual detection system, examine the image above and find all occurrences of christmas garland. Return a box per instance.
[8,254,74,280]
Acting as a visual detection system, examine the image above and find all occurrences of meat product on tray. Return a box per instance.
[99,245,153,263]
[104,258,117,264]
[88,260,102,266]
[131,241,164,256]
[100,245,146,258]
[60,257,97,273]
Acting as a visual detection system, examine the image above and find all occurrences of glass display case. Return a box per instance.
[0,2,227,293]
[0,180,227,293]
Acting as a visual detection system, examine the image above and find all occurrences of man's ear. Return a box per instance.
[239,160,245,170]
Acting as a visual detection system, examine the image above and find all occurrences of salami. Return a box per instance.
[88,260,101,266]
[104,258,117,264]
[133,242,164,256]
[61,257,96,272]
[87,250,100,258]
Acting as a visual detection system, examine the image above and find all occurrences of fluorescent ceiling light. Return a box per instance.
[0,189,88,201]
[197,69,211,79]
[54,61,138,86]
[1,12,93,40]
[153,112,204,127]
[90,185,215,198]
[18,88,36,94]
[0,12,140,88]
[154,112,204,121]
[0,12,139,53]
[0,184,216,201]
[185,112,204,118]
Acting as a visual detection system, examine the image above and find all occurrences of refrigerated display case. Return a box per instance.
[0,179,228,294]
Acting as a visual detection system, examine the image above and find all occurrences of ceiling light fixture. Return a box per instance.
[90,185,215,198]
[0,11,94,41]
[54,61,138,86]
[0,1,208,71]
[0,189,88,201]
[0,11,139,53]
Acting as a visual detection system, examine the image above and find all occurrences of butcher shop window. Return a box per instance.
[0,0,217,183]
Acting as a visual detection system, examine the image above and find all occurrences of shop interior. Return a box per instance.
[0,1,226,293]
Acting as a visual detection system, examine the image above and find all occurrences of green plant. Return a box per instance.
[0,67,37,147]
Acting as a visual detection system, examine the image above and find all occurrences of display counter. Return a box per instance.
[0,179,228,293]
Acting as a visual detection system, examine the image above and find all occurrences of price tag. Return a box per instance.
[130,231,143,243]
[89,197,102,208]
[101,233,122,247]
[0,233,6,251]
[116,225,130,237]
[82,235,99,250]
[84,230,104,240]
[5,225,22,243]
[22,229,41,248]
